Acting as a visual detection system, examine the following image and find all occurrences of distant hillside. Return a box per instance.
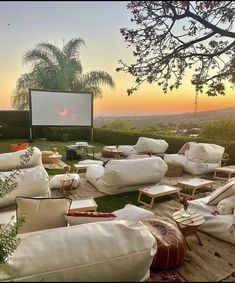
[94,107,235,127]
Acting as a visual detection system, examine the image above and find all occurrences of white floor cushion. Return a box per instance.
[49,174,80,189]
[0,220,157,282]
[113,204,155,224]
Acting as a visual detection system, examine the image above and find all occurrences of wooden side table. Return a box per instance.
[48,154,62,168]
[213,165,235,181]
[59,175,75,197]
[177,178,214,198]
[172,210,205,251]
[138,185,180,209]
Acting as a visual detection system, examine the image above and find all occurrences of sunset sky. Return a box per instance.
[0,1,234,116]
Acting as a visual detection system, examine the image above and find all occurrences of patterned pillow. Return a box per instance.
[65,211,116,225]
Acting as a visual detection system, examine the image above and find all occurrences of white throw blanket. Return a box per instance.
[217,193,235,215]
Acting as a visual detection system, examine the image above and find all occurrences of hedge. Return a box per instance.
[93,128,235,164]
[0,111,91,140]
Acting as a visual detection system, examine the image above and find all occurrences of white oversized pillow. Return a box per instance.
[113,204,155,224]
[0,147,42,171]
[217,194,235,215]
[185,143,225,163]
[78,159,104,166]
[207,180,235,205]
[0,165,50,208]
[16,197,72,233]
[134,137,169,154]
[102,157,167,188]
[65,211,116,225]
[1,221,156,282]
[118,145,138,157]
[49,173,80,189]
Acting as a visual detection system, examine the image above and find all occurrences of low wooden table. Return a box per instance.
[213,165,235,181]
[138,185,180,209]
[69,198,98,212]
[172,210,205,251]
[177,178,214,198]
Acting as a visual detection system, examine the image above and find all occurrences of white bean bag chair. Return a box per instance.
[0,220,157,282]
[134,137,169,154]
[189,196,235,245]
[164,143,225,175]
[86,157,168,195]
[0,147,50,208]
[185,143,225,163]
[0,147,42,171]
[49,174,80,189]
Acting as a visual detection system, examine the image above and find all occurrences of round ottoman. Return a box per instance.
[101,146,117,158]
[165,160,183,177]
[143,219,186,270]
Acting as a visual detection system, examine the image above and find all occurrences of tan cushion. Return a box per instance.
[207,181,235,205]
[16,197,72,234]
[42,151,55,164]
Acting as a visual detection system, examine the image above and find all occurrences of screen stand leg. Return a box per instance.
[28,127,34,142]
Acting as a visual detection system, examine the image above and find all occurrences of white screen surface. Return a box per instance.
[30,90,93,126]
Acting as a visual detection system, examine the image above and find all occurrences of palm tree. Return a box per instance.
[11,38,115,110]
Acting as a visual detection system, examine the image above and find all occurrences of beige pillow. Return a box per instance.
[207,181,235,205]
[16,197,72,234]
[41,150,54,164]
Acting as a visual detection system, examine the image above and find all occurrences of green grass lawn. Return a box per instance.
[0,138,178,213]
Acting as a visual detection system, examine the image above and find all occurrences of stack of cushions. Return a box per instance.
[41,150,55,164]
[86,157,168,195]
[164,142,225,175]
[0,147,50,208]
[49,173,80,189]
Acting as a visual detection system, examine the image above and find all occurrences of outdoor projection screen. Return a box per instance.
[30,89,93,126]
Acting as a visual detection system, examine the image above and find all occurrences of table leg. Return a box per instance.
[194,231,203,246]
[213,170,217,180]
[150,196,155,210]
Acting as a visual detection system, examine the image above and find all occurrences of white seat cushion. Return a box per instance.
[217,194,235,215]
[49,174,80,189]
[113,204,155,224]
[78,159,103,166]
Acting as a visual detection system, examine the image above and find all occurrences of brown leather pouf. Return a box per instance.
[144,219,186,270]
[101,146,116,158]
